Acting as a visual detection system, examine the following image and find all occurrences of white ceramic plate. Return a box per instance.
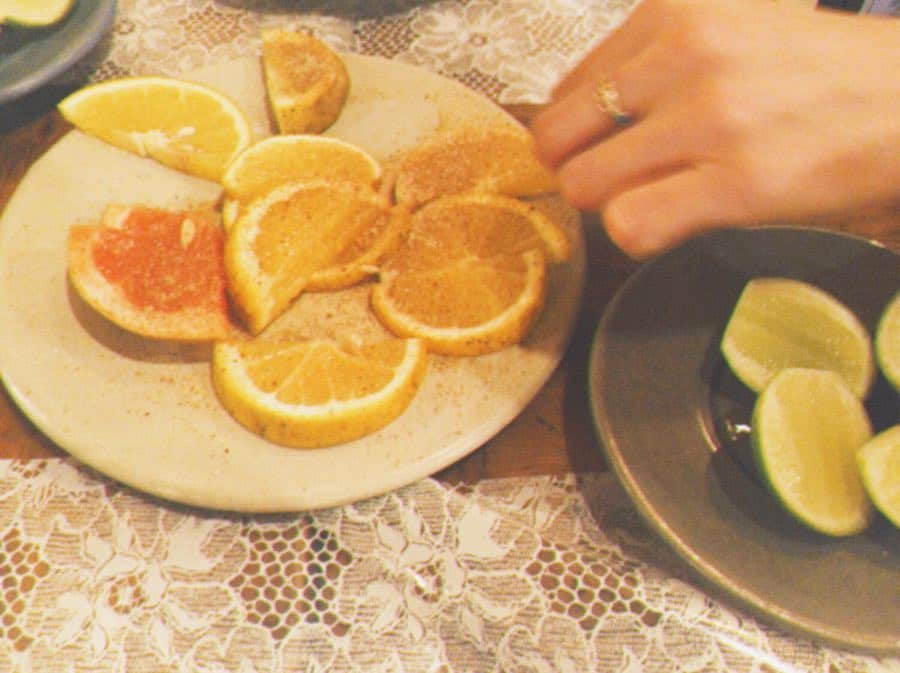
[0,55,585,512]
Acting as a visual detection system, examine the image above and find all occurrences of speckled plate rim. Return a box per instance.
[588,226,900,655]
[0,0,116,106]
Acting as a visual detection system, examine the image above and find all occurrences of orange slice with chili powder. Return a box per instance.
[370,192,569,356]
[392,126,559,208]
[68,205,235,341]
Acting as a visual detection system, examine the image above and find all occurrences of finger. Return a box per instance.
[601,169,750,259]
[552,30,647,102]
[554,107,708,211]
[532,36,691,171]
[551,1,663,100]
[532,62,663,170]
[530,82,624,169]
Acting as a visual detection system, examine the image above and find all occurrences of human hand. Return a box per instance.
[530,0,900,258]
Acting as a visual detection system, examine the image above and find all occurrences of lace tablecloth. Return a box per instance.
[2,461,895,672]
[2,1,897,671]
[70,0,636,104]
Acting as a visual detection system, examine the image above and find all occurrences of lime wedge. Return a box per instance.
[857,425,900,528]
[0,0,76,28]
[752,368,874,536]
[721,278,874,399]
[875,291,900,392]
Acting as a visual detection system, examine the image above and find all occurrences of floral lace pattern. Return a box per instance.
[5,1,897,670]
[0,461,895,672]
[71,0,636,104]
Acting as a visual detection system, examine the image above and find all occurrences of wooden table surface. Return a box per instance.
[1,87,898,485]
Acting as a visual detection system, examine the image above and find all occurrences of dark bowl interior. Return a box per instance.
[589,226,900,654]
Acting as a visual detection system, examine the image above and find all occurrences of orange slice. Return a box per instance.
[222,134,382,202]
[261,29,350,134]
[212,337,428,448]
[57,77,252,182]
[220,134,383,230]
[392,126,559,208]
[225,180,409,334]
[67,205,233,341]
[370,192,569,355]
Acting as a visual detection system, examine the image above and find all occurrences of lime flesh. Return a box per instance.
[857,425,900,528]
[0,0,76,27]
[752,368,874,537]
[721,278,874,399]
[875,291,900,392]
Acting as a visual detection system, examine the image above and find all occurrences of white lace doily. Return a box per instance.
[0,460,895,672]
[69,0,636,104]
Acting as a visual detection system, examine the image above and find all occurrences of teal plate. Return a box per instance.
[589,226,900,655]
[0,0,116,106]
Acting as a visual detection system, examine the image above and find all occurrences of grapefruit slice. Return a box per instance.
[68,205,234,341]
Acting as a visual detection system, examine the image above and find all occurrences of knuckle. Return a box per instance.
[710,156,772,222]
[658,3,731,68]
[558,160,606,211]
[693,80,755,149]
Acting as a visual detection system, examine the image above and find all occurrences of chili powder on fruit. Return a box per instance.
[91,206,228,314]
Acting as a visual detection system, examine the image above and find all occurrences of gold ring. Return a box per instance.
[593,75,633,125]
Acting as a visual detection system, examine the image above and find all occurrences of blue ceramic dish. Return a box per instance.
[0,0,116,106]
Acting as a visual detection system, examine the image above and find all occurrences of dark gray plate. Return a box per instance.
[0,0,116,106]
[589,226,900,654]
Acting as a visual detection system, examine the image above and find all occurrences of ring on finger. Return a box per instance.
[593,75,633,126]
